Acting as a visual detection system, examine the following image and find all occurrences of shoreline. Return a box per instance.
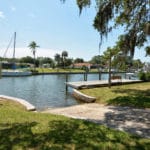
[0,95,36,111]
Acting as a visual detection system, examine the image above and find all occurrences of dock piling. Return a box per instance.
[65,73,68,92]
[84,72,88,81]
[99,72,101,80]
[0,62,2,79]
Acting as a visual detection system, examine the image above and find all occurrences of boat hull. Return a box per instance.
[2,70,32,77]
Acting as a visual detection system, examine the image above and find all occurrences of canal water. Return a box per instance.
[0,73,125,110]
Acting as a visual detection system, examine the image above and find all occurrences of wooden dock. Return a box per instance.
[66,79,142,89]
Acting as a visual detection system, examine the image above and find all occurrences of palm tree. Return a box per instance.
[103,47,120,88]
[61,51,68,68]
[28,41,39,69]
[54,53,61,67]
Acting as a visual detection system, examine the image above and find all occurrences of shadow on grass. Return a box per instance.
[0,122,37,150]
[0,120,148,149]
[101,106,150,139]
[108,89,150,108]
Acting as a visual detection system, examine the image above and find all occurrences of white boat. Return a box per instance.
[1,32,32,77]
[125,72,138,79]
[2,69,32,77]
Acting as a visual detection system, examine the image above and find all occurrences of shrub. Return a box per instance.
[138,72,150,81]
[30,69,39,75]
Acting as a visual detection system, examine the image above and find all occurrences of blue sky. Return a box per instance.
[0,0,149,62]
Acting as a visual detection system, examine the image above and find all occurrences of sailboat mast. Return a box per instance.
[13,32,16,61]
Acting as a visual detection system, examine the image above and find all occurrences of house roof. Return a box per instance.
[73,63,93,67]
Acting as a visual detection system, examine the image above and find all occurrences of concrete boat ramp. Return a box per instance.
[66,79,142,89]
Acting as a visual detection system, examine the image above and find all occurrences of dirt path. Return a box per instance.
[43,103,150,138]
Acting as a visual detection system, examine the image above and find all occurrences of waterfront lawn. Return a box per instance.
[80,82,150,108]
[36,68,85,73]
[0,100,149,149]
[36,68,100,73]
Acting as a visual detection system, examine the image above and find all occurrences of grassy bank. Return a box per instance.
[36,68,100,73]
[80,82,150,108]
[36,68,84,73]
[0,100,149,149]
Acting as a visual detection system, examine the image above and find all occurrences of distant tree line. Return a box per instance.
[0,50,144,72]
[0,40,144,72]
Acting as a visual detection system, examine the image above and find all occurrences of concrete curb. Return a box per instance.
[0,95,36,111]
[72,89,96,103]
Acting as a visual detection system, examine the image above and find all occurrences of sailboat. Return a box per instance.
[1,32,32,77]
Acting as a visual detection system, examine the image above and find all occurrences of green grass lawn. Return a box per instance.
[35,68,100,73]
[36,68,85,73]
[80,82,150,108]
[0,100,149,150]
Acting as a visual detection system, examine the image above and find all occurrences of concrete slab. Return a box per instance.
[43,103,150,138]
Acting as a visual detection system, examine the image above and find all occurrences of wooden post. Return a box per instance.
[84,73,86,81]
[99,71,101,80]
[65,73,68,92]
[86,72,87,81]
[84,72,88,81]
[0,62,1,79]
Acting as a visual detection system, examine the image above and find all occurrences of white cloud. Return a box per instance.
[1,47,60,59]
[0,11,5,19]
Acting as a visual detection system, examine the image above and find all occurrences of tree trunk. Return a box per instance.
[108,54,112,88]
[34,54,36,70]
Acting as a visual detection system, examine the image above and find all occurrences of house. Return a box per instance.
[73,63,93,69]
